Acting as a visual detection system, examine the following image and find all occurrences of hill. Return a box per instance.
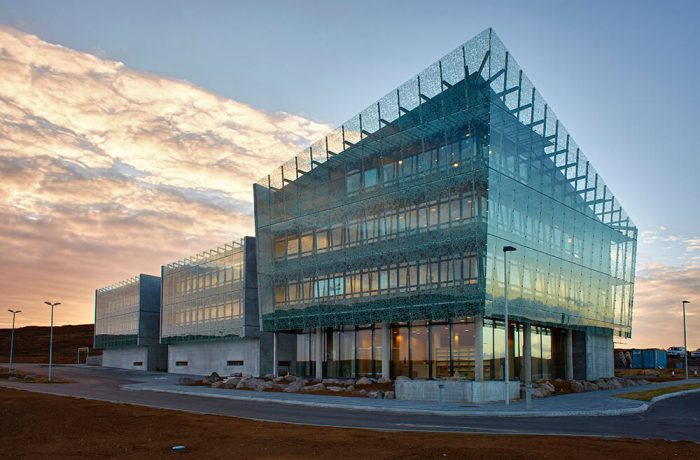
[0,324,100,364]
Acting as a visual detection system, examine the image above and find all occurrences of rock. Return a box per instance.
[256,381,274,392]
[223,379,240,389]
[621,378,637,388]
[273,376,285,383]
[595,379,610,390]
[541,381,555,393]
[237,377,264,390]
[531,387,550,398]
[322,378,341,386]
[343,378,356,386]
[346,385,355,391]
[231,372,242,378]
[178,377,197,386]
[203,372,222,384]
[211,381,224,389]
[284,374,296,382]
[638,379,650,385]
[303,383,326,392]
[355,389,367,395]
[327,386,344,392]
[284,379,307,393]
[355,377,373,386]
[262,374,274,380]
[582,381,599,392]
[570,380,584,393]
[24,374,37,380]
[377,377,392,384]
[608,378,623,389]
[383,391,395,400]
[367,390,384,399]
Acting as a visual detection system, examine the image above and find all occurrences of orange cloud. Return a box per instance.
[0,26,330,328]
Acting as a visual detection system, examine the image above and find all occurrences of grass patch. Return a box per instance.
[615,383,700,401]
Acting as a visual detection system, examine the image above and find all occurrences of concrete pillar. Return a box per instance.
[565,328,574,381]
[272,332,279,377]
[522,323,532,383]
[381,322,391,379]
[315,327,323,380]
[474,315,484,382]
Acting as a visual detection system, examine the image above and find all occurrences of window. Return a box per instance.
[363,167,378,189]
[132,361,143,366]
[346,169,361,193]
[227,360,244,366]
[175,361,188,366]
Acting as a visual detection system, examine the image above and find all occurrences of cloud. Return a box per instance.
[0,26,330,328]
[618,263,700,350]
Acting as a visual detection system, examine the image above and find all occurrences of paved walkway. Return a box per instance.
[124,374,699,417]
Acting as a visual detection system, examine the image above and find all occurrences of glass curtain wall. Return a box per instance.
[94,277,140,348]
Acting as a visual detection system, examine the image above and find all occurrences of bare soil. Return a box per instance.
[1,388,699,459]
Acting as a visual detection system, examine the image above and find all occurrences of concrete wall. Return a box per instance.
[396,379,520,404]
[138,274,162,346]
[103,346,149,371]
[586,329,614,380]
[168,338,264,376]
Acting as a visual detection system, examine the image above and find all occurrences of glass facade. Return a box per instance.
[94,274,161,349]
[161,239,254,344]
[257,29,636,379]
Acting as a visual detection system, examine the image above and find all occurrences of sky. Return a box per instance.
[0,0,698,349]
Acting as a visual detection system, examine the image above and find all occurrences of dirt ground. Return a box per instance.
[1,388,699,459]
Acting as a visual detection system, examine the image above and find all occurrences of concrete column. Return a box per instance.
[522,323,532,383]
[272,332,279,377]
[565,328,574,381]
[474,315,484,382]
[315,327,323,380]
[381,322,391,379]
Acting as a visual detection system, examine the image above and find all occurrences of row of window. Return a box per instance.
[161,296,245,337]
[274,253,479,306]
[94,313,138,336]
[162,262,244,302]
[345,136,480,194]
[95,284,139,320]
[295,319,554,380]
[273,191,485,261]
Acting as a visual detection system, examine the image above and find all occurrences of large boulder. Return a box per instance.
[570,380,584,393]
[322,378,342,386]
[256,381,274,392]
[383,391,395,400]
[377,377,392,384]
[541,381,556,393]
[303,383,326,392]
[223,378,240,389]
[284,374,296,382]
[237,377,264,390]
[595,379,610,390]
[273,376,286,383]
[531,387,551,398]
[204,372,222,384]
[608,378,623,389]
[367,390,384,399]
[582,381,599,392]
[637,379,650,385]
[211,381,224,389]
[327,386,345,392]
[621,378,637,388]
[284,379,307,393]
[355,377,373,386]
[178,377,197,386]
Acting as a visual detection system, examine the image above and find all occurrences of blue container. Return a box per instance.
[631,349,643,369]
[639,349,667,369]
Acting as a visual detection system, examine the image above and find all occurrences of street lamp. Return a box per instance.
[45,301,61,382]
[682,300,690,380]
[503,245,517,405]
[7,309,21,373]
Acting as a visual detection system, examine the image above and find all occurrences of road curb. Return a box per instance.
[123,384,652,418]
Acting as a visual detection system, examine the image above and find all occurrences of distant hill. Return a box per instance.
[0,324,100,364]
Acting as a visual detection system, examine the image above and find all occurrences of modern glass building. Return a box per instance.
[94,274,166,371]
[254,28,636,396]
[160,237,275,376]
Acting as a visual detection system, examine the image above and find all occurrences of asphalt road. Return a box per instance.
[3,364,700,442]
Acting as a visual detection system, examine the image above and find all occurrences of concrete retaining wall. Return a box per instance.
[395,379,520,404]
[102,346,149,371]
[168,338,263,376]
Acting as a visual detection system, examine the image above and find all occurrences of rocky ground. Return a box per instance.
[179,372,396,399]
[528,376,653,398]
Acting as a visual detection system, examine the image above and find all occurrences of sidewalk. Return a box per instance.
[124,377,700,418]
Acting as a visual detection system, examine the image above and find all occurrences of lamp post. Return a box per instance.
[8,309,21,373]
[503,245,517,405]
[682,300,690,380]
[45,301,61,382]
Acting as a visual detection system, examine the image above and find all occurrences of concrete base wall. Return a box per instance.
[586,330,614,380]
[395,380,520,404]
[102,347,149,371]
[168,339,264,377]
